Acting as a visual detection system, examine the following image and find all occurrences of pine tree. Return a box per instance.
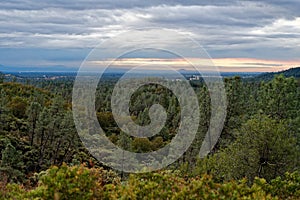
[0,142,24,183]
[26,102,42,146]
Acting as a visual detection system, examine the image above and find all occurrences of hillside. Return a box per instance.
[255,67,300,81]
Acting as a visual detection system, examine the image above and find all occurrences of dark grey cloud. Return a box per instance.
[240,63,283,67]
[0,0,236,10]
[0,0,300,64]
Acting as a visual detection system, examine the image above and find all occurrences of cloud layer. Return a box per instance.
[0,0,300,71]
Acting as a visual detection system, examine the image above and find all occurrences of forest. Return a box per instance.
[0,68,299,199]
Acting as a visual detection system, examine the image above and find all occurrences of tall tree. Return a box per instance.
[207,114,299,183]
[258,74,299,119]
[0,142,24,183]
[26,102,42,146]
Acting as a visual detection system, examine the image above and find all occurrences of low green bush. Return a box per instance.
[0,165,299,200]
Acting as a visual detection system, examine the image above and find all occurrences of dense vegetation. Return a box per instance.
[1,164,300,199]
[0,70,299,199]
[254,67,300,81]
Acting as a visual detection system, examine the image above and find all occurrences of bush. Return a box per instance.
[35,164,119,199]
[254,171,300,200]
[1,165,299,199]
[0,183,26,200]
[104,171,272,200]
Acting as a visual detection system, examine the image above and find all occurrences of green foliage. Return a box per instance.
[0,163,299,199]
[0,164,120,200]
[29,164,119,200]
[132,138,152,153]
[104,170,300,199]
[258,74,299,119]
[26,102,42,146]
[254,171,300,200]
[0,72,299,199]
[0,142,24,183]
[7,96,28,118]
[256,67,300,81]
[204,115,299,182]
[30,164,99,199]
[0,183,27,200]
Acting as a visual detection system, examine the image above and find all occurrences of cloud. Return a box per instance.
[84,57,300,72]
[0,0,300,71]
[0,0,238,10]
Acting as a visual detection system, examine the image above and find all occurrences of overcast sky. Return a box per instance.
[0,0,300,72]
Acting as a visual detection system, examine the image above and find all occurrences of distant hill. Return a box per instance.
[0,65,78,72]
[254,67,300,81]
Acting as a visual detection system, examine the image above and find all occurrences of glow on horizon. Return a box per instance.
[88,58,300,72]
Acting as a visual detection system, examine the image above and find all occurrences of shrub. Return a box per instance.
[28,164,120,200]
[1,165,299,200]
[254,171,300,200]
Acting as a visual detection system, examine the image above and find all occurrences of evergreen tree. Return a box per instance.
[26,102,42,146]
[0,142,24,183]
[207,114,299,183]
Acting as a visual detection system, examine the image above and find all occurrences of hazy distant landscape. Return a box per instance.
[1,0,300,199]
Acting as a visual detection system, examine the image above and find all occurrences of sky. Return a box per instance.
[0,0,300,72]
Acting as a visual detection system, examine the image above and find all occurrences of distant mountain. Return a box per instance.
[255,67,300,81]
[0,65,78,72]
[0,65,132,74]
